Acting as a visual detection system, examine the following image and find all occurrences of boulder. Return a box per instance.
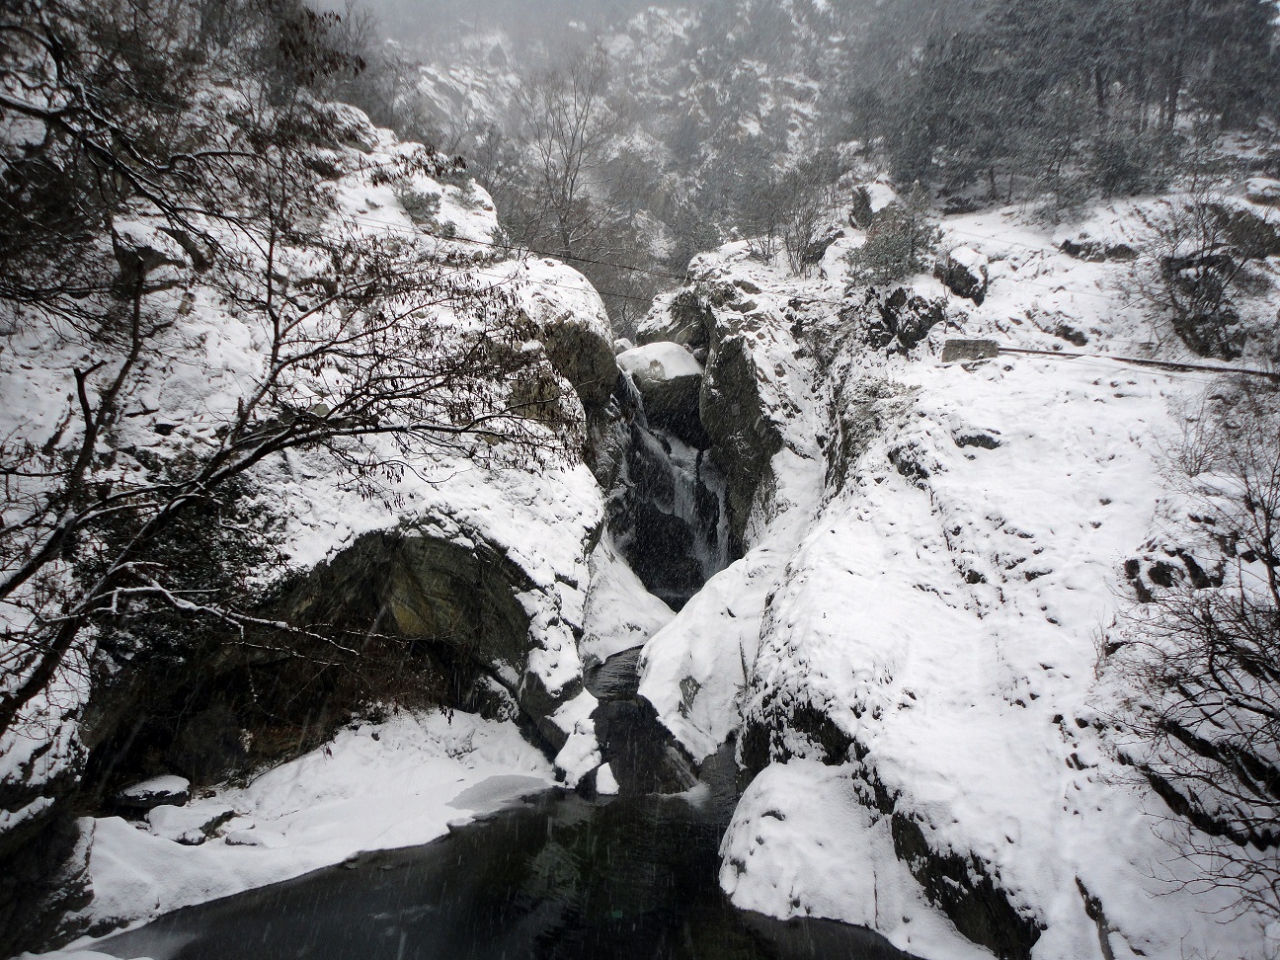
[112,775,192,811]
[516,260,617,413]
[934,247,990,305]
[1245,177,1280,207]
[538,313,618,413]
[617,343,707,448]
[862,287,949,352]
[637,288,715,352]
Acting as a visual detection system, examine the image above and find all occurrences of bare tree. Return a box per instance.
[0,0,577,820]
[504,46,628,262]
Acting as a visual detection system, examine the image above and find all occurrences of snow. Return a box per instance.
[61,710,554,938]
[580,536,675,664]
[636,193,1280,958]
[617,342,703,385]
[596,763,620,796]
[116,777,190,803]
[549,691,602,788]
[721,761,990,960]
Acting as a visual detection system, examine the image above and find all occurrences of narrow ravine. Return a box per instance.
[82,345,912,960]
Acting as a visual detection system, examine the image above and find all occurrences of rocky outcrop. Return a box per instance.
[636,287,716,355]
[858,287,950,352]
[518,260,618,415]
[700,333,786,551]
[539,313,618,414]
[0,811,92,957]
[287,518,589,755]
[934,247,990,305]
[617,343,708,448]
[1059,238,1137,262]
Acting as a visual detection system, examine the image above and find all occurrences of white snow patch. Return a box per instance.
[617,342,702,385]
[64,710,553,936]
[581,536,675,664]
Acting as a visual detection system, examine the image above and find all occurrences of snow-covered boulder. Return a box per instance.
[516,259,618,413]
[580,537,675,665]
[617,342,705,446]
[934,247,990,305]
[1245,177,1280,206]
[111,777,191,812]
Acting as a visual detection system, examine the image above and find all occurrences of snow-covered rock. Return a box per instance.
[1245,177,1280,206]
[617,342,704,444]
[934,246,990,304]
[112,778,190,812]
[635,195,1280,959]
[580,537,675,665]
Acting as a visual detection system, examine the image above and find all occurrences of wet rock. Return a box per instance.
[607,422,728,610]
[700,334,785,551]
[890,811,1042,960]
[591,697,698,795]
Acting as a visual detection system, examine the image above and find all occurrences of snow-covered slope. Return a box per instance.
[0,84,639,947]
[636,193,1280,959]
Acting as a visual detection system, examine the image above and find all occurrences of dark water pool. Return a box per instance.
[94,789,913,960]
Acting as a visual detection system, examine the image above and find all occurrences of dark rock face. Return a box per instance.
[890,813,1042,960]
[624,358,708,449]
[742,691,1041,960]
[941,339,999,363]
[849,186,876,230]
[0,812,92,957]
[638,288,714,353]
[934,249,989,305]
[539,313,619,414]
[700,334,785,553]
[862,288,949,352]
[289,522,577,751]
[165,705,247,784]
[592,697,696,795]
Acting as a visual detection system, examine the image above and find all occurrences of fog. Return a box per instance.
[348,0,682,45]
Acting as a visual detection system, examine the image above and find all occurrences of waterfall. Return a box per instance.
[605,372,732,610]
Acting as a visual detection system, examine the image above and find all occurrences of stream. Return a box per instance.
[88,379,914,960]
[92,650,911,960]
[93,785,909,960]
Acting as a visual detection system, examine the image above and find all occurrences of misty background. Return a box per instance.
[312,0,1280,334]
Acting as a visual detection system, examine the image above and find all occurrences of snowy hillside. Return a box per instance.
[633,188,1280,959]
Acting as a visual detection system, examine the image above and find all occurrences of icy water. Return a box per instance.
[95,789,912,960]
